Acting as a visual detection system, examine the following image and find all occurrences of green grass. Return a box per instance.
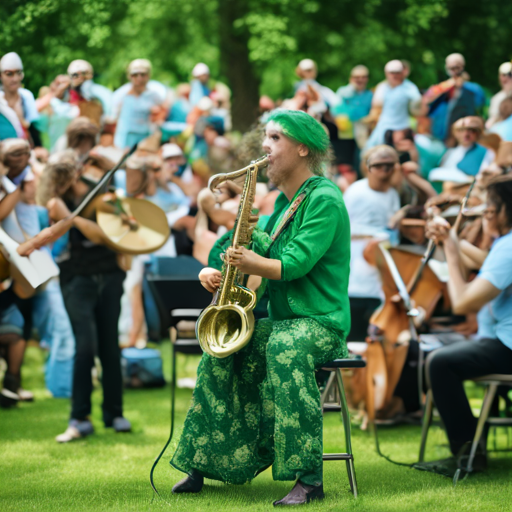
[1,343,511,512]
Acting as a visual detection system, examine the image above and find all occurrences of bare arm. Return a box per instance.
[427,219,501,314]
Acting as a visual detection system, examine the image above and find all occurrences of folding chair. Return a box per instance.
[419,373,512,485]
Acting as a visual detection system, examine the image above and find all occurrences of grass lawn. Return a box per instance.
[1,342,511,512]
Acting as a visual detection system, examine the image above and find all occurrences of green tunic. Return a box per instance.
[171,175,351,486]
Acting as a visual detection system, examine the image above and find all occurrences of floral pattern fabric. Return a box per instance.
[171,317,347,486]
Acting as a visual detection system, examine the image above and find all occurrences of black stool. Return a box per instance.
[321,358,366,497]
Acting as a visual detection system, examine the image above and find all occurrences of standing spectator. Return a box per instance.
[487,62,512,129]
[189,63,211,107]
[334,65,373,170]
[423,53,485,143]
[294,58,338,108]
[0,53,40,145]
[365,60,421,149]
[63,60,112,126]
[112,59,165,150]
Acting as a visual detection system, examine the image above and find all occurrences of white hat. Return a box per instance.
[0,52,23,72]
[192,63,210,78]
[67,59,93,75]
[128,59,152,75]
[161,143,183,160]
[298,58,316,71]
[197,96,214,111]
[384,60,404,73]
[499,62,512,75]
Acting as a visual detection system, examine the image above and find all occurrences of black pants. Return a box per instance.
[427,338,512,455]
[347,297,381,342]
[61,271,125,425]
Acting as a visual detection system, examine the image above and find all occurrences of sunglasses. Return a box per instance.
[459,127,478,133]
[130,72,148,78]
[369,162,395,171]
[70,72,89,79]
[7,150,30,158]
[2,70,24,78]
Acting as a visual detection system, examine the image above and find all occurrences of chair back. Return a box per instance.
[143,256,211,341]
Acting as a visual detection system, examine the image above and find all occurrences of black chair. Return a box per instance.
[321,358,366,498]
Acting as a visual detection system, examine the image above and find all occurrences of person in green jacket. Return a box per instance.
[171,109,351,506]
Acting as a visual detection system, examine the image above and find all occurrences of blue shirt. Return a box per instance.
[477,231,512,350]
[490,115,512,142]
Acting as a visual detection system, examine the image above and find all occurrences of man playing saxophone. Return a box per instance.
[171,109,351,506]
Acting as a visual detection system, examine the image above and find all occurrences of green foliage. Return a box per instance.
[1,0,512,101]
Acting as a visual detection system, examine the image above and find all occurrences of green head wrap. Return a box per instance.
[265,109,330,174]
[265,109,329,155]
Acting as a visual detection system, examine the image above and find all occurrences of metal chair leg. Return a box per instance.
[320,371,337,409]
[466,383,497,473]
[419,389,433,462]
[336,369,358,497]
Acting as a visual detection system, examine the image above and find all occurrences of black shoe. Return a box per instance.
[0,373,21,409]
[172,471,204,494]
[273,481,324,506]
[413,442,487,478]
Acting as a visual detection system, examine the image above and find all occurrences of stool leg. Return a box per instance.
[336,369,358,497]
[466,383,497,473]
[321,371,336,410]
[419,389,433,462]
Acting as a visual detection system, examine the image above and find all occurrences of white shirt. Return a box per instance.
[343,179,400,298]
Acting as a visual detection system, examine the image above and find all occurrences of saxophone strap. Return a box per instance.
[265,181,313,255]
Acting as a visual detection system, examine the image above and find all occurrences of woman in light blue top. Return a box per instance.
[113,59,164,150]
[417,175,512,477]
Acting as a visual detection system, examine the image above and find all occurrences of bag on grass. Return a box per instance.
[121,347,166,388]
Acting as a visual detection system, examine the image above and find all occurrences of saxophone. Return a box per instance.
[196,155,269,358]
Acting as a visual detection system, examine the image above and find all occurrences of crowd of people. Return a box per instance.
[0,49,511,489]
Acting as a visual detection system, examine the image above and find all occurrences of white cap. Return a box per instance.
[298,58,316,71]
[128,59,151,75]
[192,63,210,78]
[384,60,404,73]
[67,59,93,75]
[0,52,23,72]
[197,96,213,111]
[428,167,474,184]
[161,143,183,160]
[499,62,512,75]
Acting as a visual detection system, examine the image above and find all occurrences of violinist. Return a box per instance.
[50,152,132,442]
[417,175,512,475]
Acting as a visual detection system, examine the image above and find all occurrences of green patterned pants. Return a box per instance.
[171,317,347,486]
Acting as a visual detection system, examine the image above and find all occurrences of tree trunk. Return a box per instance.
[218,0,260,132]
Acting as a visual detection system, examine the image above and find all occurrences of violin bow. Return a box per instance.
[407,178,476,296]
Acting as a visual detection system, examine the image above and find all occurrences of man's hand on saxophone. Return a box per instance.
[198,267,222,293]
[225,246,282,281]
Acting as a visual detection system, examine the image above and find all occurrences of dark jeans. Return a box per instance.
[427,338,512,455]
[61,271,125,426]
[347,297,381,342]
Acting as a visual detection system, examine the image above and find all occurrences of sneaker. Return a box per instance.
[112,417,132,433]
[17,388,34,402]
[56,419,94,443]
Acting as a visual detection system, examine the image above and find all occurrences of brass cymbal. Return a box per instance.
[96,195,170,255]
